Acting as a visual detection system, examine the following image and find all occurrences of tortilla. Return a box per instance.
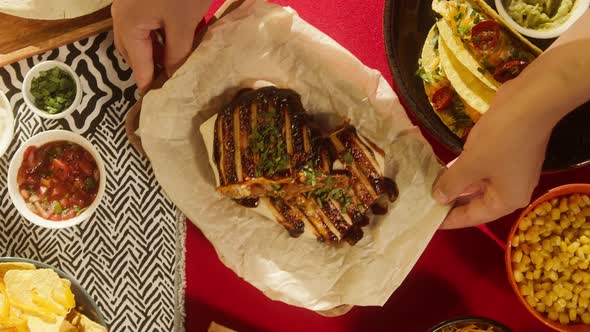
[0,262,36,278]
[0,0,112,20]
[432,0,542,90]
[438,36,495,114]
[419,25,480,138]
[436,19,500,90]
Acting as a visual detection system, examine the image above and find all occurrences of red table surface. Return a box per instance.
[186,1,590,331]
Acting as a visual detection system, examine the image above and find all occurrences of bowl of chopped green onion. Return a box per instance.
[22,61,82,120]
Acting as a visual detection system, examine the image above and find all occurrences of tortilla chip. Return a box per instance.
[0,263,36,279]
[438,37,494,114]
[4,269,74,324]
[78,314,107,332]
[436,19,500,90]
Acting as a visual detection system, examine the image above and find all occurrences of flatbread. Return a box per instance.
[0,0,112,20]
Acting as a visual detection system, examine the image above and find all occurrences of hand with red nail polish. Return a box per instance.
[112,0,212,93]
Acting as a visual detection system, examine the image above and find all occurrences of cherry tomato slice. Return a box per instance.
[471,20,500,51]
[493,60,529,83]
[432,87,454,111]
[51,158,70,181]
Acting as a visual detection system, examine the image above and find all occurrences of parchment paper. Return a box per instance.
[139,0,450,311]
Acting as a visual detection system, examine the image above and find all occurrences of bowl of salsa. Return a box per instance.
[7,130,106,229]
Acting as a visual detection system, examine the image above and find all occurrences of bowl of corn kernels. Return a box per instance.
[506,184,590,332]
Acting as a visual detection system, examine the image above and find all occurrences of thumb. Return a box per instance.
[433,156,481,204]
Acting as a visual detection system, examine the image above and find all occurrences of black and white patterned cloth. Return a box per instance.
[0,32,185,332]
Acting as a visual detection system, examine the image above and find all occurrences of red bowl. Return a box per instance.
[506,184,590,332]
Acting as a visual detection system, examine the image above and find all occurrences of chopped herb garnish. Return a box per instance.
[343,151,353,165]
[250,108,291,177]
[84,177,96,192]
[30,67,76,114]
[53,201,62,214]
[454,11,464,21]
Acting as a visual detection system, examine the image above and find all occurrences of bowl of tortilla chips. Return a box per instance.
[0,257,107,331]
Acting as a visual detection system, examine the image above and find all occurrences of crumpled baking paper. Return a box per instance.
[139,0,450,311]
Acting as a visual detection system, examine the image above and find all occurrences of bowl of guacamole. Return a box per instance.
[496,0,590,38]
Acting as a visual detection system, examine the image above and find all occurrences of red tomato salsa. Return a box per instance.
[17,141,99,221]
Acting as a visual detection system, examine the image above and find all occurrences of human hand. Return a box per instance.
[432,80,550,229]
[112,0,212,92]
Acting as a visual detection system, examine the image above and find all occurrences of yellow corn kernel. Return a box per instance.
[533,269,541,280]
[575,284,584,294]
[570,308,577,321]
[513,250,524,263]
[522,255,531,266]
[549,270,559,282]
[544,294,555,306]
[514,270,524,283]
[526,295,537,307]
[573,272,584,284]
[535,206,547,216]
[564,290,574,300]
[534,217,545,226]
[581,289,590,299]
[561,218,572,230]
[536,303,546,313]
[544,259,554,272]
[571,257,580,266]
[583,272,590,283]
[531,252,544,266]
[583,207,590,217]
[551,198,559,207]
[570,203,582,215]
[574,217,586,229]
[579,260,590,270]
[519,217,533,231]
[564,282,574,291]
[582,244,590,253]
[521,284,532,296]
[548,311,559,321]
[580,296,589,309]
[568,242,581,253]
[552,235,562,246]
[543,201,552,213]
[551,208,561,221]
[512,235,520,248]
[541,239,552,252]
[560,199,569,212]
[542,282,552,291]
[583,195,590,206]
[582,312,590,324]
[535,290,547,300]
[556,298,568,312]
[559,312,570,324]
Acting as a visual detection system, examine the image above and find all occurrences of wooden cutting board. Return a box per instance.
[0,6,112,67]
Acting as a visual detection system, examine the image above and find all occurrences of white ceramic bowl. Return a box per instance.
[496,0,590,39]
[22,61,82,120]
[7,130,106,229]
[0,90,14,157]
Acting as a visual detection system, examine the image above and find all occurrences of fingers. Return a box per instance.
[164,20,198,78]
[123,29,155,92]
[433,156,482,204]
[440,187,512,229]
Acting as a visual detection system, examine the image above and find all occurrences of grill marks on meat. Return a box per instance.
[215,87,332,200]
[212,87,398,245]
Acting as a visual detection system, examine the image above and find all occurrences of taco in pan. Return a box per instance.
[432,0,542,90]
[418,25,481,139]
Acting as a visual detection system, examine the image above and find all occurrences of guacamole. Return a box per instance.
[503,0,576,30]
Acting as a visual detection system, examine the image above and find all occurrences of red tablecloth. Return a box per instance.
[186,1,590,331]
